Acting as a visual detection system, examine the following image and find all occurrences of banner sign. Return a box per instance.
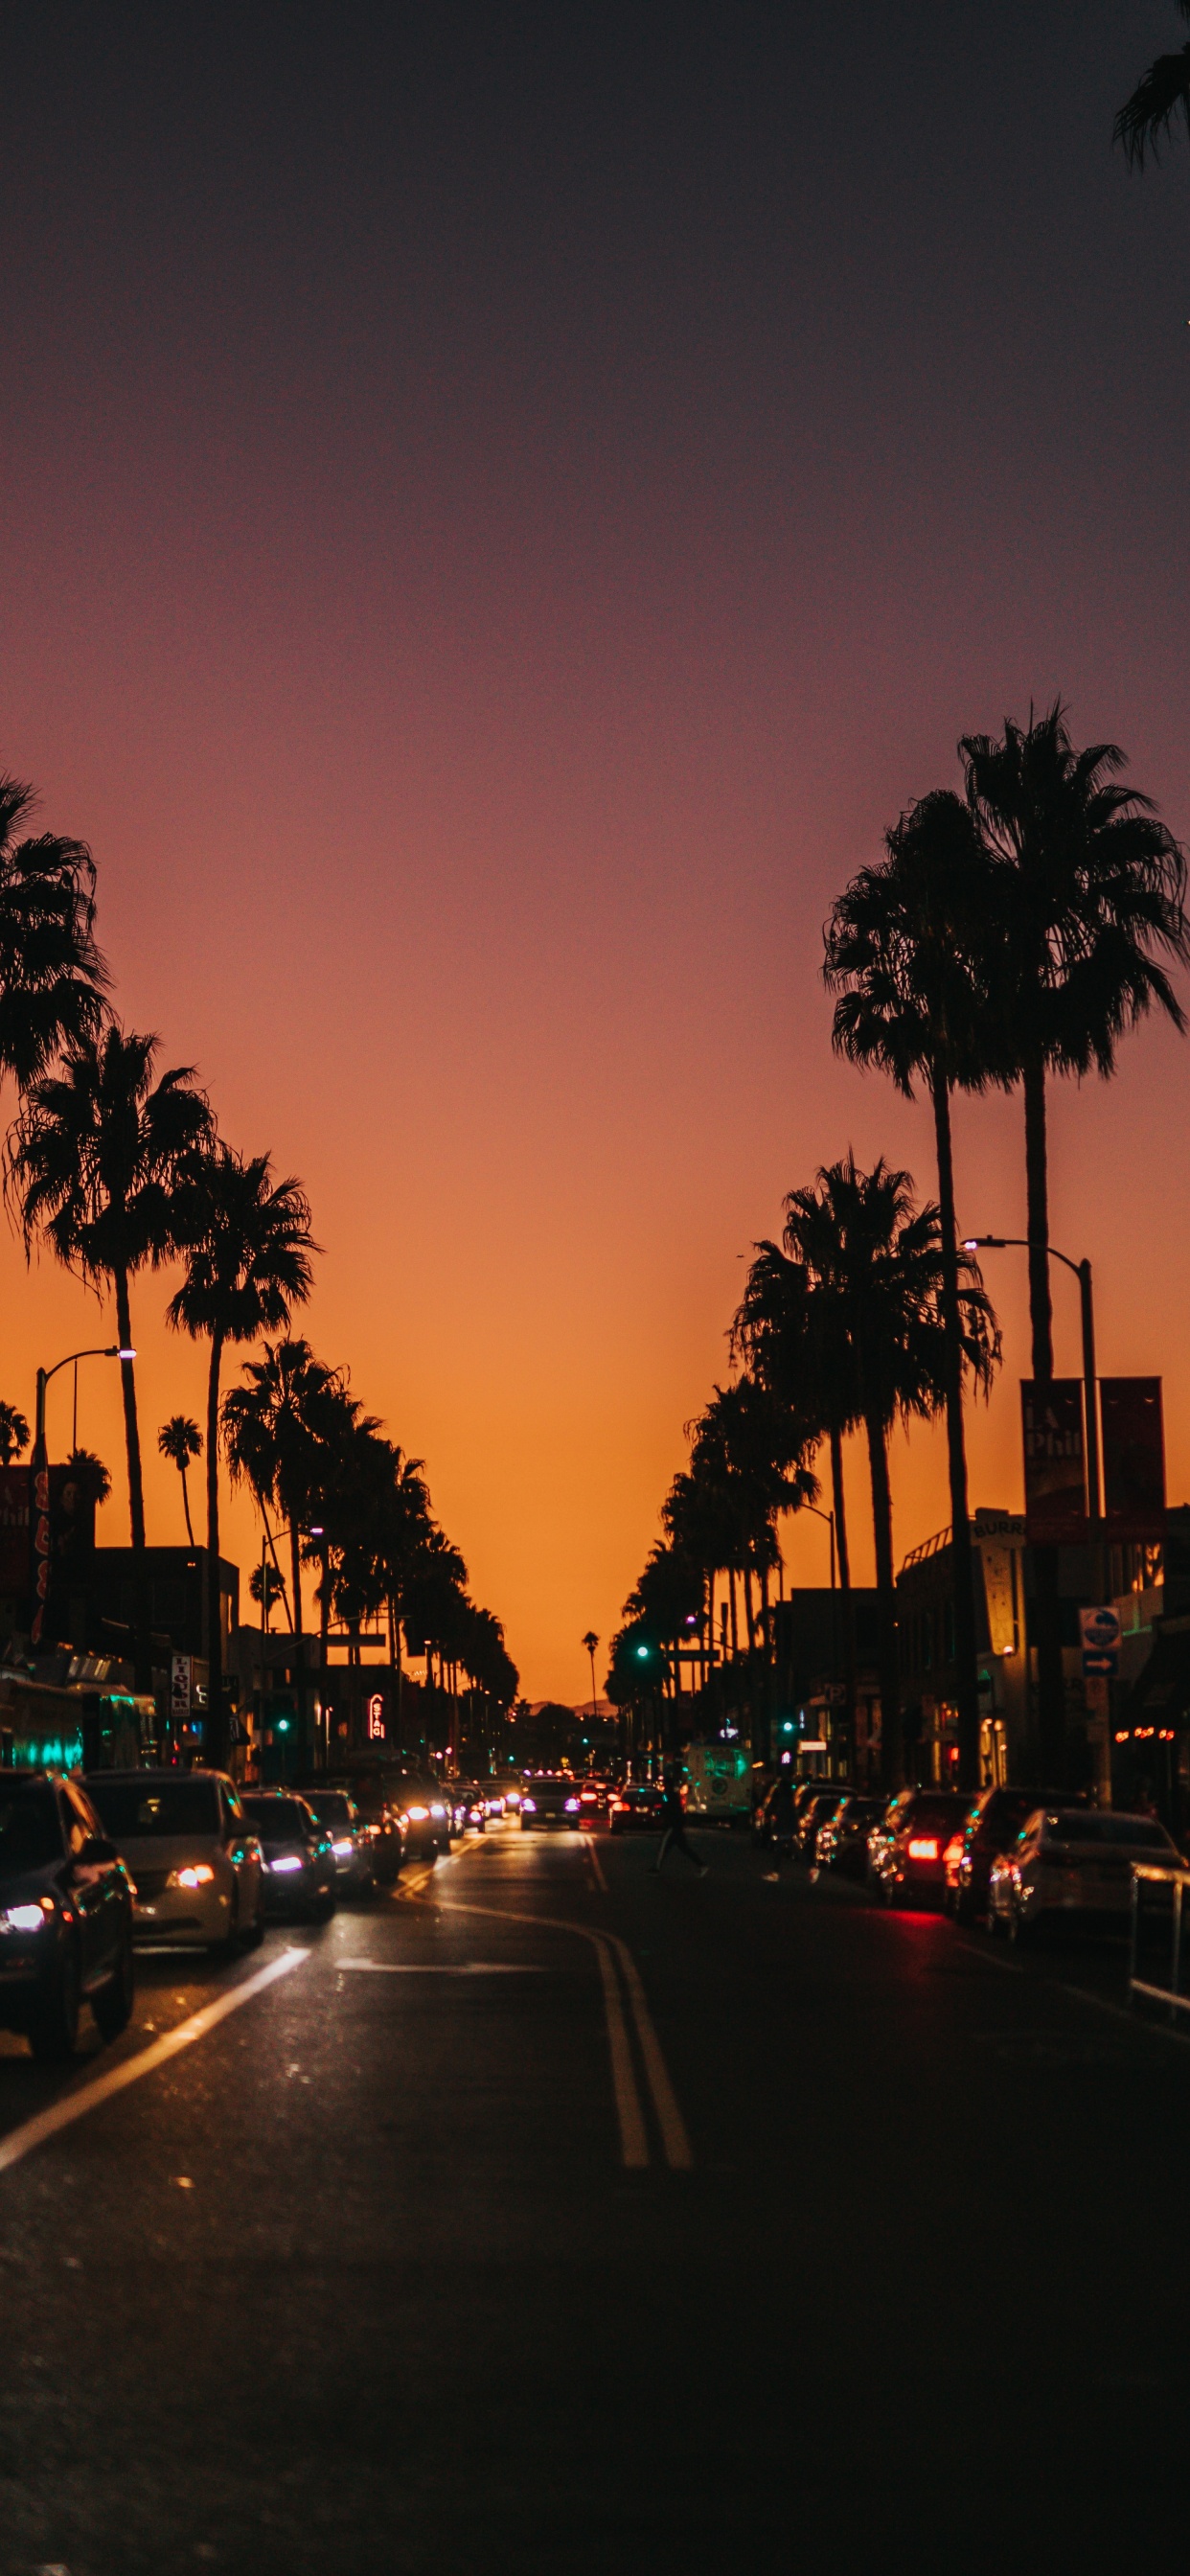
[1100,1377,1165,1544]
[1021,1381,1087,1543]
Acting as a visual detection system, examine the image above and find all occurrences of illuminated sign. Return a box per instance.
[368,1692,385,1741]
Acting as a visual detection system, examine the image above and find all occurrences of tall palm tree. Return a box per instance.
[0,769,105,1102]
[158,1414,202,1545]
[582,1629,600,1722]
[782,1157,997,1787]
[0,1402,30,1465]
[1115,6,1190,166]
[168,1147,316,1765]
[223,1338,345,1688]
[11,1024,212,1683]
[824,791,1005,1786]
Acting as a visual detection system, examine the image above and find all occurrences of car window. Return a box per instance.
[87,1780,220,1838]
[1043,1812,1174,1851]
[64,1782,101,1852]
[60,1789,89,1856]
[222,1785,245,1825]
[0,1787,63,1869]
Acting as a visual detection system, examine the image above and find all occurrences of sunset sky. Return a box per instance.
[1,3,1188,1702]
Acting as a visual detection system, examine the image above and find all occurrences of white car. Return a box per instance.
[988,1806,1179,1942]
[85,1769,265,1954]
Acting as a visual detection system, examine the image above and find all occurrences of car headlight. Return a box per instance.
[1,1899,54,1933]
[565,1798,580,1812]
[332,1838,354,1858]
[405,1805,428,1822]
[521,1797,537,1813]
[430,1804,446,1820]
[269,1854,304,1874]
[169,1863,216,1890]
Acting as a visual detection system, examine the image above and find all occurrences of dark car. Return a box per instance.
[300,1788,377,1896]
[240,1793,337,1920]
[520,1776,583,1830]
[0,1774,134,2060]
[320,1767,441,1866]
[871,1789,973,1907]
[608,1784,664,1834]
[796,1788,847,1858]
[576,1778,609,1826]
[815,1794,887,1876]
[944,1784,1085,1922]
[446,1782,488,1836]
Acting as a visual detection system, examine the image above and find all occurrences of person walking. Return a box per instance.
[651,1767,706,1875]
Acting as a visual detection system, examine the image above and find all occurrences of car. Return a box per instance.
[795,1788,848,1858]
[815,1793,887,1875]
[446,1782,488,1835]
[86,1768,264,1955]
[472,1778,509,1818]
[316,1771,411,1880]
[520,1776,583,1830]
[870,1789,973,1907]
[0,1773,135,2060]
[299,1788,377,1895]
[987,1806,1180,1943]
[607,1784,664,1834]
[943,1784,1083,1922]
[576,1779,609,1826]
[240,1792,338,1920]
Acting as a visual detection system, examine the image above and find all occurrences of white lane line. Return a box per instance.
[584,1837,608,1894]
[336,1961,546,1975]
[605,1932,694,2171]
[0,1947,308,2180]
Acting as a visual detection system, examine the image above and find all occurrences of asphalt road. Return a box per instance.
[2,1818,1189,2576]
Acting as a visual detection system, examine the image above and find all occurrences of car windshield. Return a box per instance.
[87,1780,219,1839]
[0,1787,62,1870]
[305,1793,354,1828]
[242,1797,311,1839]
[904,1797,967,1828]
[1043,1812,1172,1850]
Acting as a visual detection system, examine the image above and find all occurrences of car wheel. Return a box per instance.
[1007,1899,1030,1946]
[310,1887,336,1922]
[92,1934,135,2041]
[29,1939,80,2061]
[243,1895,265,1948]
[209,1890,240,1960]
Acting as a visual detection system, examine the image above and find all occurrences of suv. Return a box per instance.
[86,1769,263,1955]
[0,1774,134,2059]
[871,1789,973,1907]
[946,1783,1087,1922]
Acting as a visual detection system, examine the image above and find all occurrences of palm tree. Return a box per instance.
[66,1447,111,1507]
[582,1629,600,1723]
[824,791,1005,1786]
[782,1158,997,1787]
[0,769,105,1101]
[0,1402,31,1465]
[158,1414,202,1545]
[223,1337,345,1707]
[11,1024,212,1684]
[249,1559,287,1630]
[168,1147,316,1765]
[1115,6,1190,166]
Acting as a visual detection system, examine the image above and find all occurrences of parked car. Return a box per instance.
[299,1788,376,1896]
[240,1792,337,1920]
[943,1784,1082,1922]
[815,1794,887,1875]
[796,1788,848,1858]
[988,1806,1180,1942]
[520,1776,583,1830]
[608,1784,665,1834]
[0,1773,135,2060]
[86,1768,263,1955]
[317,1770,411,1879]
[870,1790,973,1907]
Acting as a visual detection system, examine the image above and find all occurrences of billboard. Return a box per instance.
[1100,1377,1165,1544]
[1021,1381,1087,1544]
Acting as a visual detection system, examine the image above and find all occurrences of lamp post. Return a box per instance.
[963,1239,1100,1534]
[30,1343,133,1647]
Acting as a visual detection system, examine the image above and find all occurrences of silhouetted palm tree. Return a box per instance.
[1115,5,1190,166]
[169,1147,316,1765]
[223,1338,345,1668]
[11,1024,212,1684]
[66,1447,111,1507]
[825,791,1004,1786]
[158,1414,202,1545]
[782,1157,997,1787]
[0,1402,31,1465]
[0,769,105,1099]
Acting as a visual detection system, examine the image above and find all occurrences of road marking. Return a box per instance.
[593,1932,649,2167]
[0,1946,308,2180]
[584,1837,608,1893]
[604,1932,694,2171]
[336,1960,546,1974]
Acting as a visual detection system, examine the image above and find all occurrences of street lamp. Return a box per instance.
[30,1343,133,1647]
[804,1502,835,1591]
[962,1237,1100,1531]
[33,1344,134,1468]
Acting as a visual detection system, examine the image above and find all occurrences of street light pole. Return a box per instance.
[965,1237,1099,1535]
[30,1343,132,1649]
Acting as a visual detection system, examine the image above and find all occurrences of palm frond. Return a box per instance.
[1114,41,1190,167]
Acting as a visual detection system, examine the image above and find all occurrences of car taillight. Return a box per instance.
[907,1837,939,1861]
[943,1835,963,1867]
[611,1800,626,1812]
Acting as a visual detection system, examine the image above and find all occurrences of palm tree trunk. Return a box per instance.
[1022,1049,1065,1774]
[932,1069,981,1790]
[113,1266,151,1698]
[728,1568,739,1660]
[830,1426,858,1777]
[179,1464,195,1548]
[863,1410,901,1790]
[205,1329,227,1767]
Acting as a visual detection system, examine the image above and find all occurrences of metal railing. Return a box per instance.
[1129,1861,1190,2018]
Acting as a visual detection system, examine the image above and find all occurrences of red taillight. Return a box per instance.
[907,1836,939,1861]
[943,1835,963,1867]
[611,1799,626,1812]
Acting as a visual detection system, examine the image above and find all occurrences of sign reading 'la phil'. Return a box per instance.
[1020,1381,1087,1544]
